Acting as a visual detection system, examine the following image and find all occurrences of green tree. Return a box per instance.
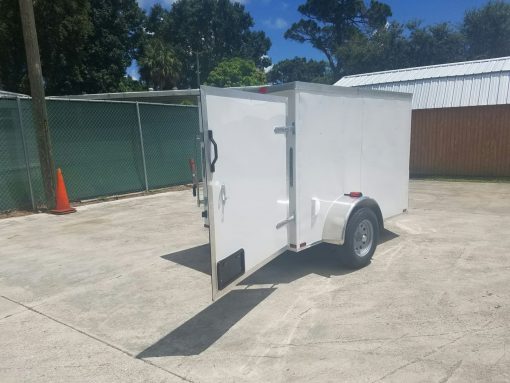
[338,21,466,76]
[144,0,271,88]
[138,38,181,90]
[37,0,94,95]
[337,22,410,76]
[407,22,465,67]
[0,0,143,95]
[206,58,266,87]
[285,0,392,76]
[145,3,168,36]
[118,75,145,92]
[0,0,92,94]
[0,0,28,92]
[80,0,145,94]
[463,0,510,59]
[267,57,330,84]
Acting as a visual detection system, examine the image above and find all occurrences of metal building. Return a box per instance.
[335,57,510,177]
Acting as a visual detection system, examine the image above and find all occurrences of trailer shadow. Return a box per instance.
[161,243,211,275]
[160,229,398,280]
[143,229,400,358]
[242,229,399,286]
[241,243,354,286]
[379,228,399,245]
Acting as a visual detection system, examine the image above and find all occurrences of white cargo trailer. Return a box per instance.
[196,82,412,299]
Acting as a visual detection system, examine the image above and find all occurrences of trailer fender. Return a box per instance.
[322,196,383,245]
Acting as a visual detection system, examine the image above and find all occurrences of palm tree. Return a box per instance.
[139,39,181,90]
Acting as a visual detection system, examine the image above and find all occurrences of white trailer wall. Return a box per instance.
[270,83,412,248]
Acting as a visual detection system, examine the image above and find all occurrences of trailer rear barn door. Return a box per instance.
[201,87,289,299]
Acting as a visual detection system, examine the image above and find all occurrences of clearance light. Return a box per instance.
[259,86,268,94]
[348,192,363,198]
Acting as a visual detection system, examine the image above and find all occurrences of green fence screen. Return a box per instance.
[0,98,200,212]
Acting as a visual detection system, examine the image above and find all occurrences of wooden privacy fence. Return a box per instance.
[410,105,510,177]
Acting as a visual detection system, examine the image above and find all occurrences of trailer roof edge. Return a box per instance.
[263,82,412,101]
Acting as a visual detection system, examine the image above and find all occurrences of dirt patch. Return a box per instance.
[0,210,35,219]
[74,184,194,207]
[0,184,196,219]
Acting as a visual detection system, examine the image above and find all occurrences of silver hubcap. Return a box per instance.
[353,219,374,257]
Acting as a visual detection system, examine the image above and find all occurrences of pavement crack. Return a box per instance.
[299,307,311,317]
[492,341,507,367]
[438,360,462,383]
[370,334,466,383]
[242,354,283,359]
[0,295,193,383]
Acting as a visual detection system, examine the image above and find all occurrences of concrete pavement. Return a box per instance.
[1,180,509,382]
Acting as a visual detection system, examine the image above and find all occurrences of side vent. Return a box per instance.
[217,249,245,290]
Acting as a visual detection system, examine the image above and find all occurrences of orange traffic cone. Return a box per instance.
[50,168,76,215]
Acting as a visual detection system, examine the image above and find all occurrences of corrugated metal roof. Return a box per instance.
[335,56,510,109]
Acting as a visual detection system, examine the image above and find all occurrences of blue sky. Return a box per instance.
[130,0,492,77]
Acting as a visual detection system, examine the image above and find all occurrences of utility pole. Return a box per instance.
[196,52,201,88]
[18,0,56,209]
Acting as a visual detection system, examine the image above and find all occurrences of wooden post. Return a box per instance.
[18,0,56,209]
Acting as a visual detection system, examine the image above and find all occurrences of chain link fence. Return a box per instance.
[0,97,200,212]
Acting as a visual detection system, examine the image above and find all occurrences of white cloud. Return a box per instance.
[263,17,289,30]
[126,60,140,80]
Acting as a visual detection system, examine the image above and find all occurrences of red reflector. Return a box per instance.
[349,192,363,198]
[188,158,196,172]
[258,86,268,94]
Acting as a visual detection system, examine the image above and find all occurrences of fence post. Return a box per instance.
[16,97,36,210]
[136,102,149,192]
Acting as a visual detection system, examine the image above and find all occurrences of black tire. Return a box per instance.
[341,207,379,269]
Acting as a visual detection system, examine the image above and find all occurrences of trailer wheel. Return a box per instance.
[342,208,379,269]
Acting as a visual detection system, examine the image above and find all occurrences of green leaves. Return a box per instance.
[285,0,392,76]
[463,0,510,59]
[0,0,144,95]
[206,58,266,88]
[81,0,144,93]
[267,57,330,84]
[289,0,510,80]
[4,0,509,95]
[155,0,270,88]
[138,38,181,90]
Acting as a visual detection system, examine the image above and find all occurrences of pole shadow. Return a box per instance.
[137,288,274,358]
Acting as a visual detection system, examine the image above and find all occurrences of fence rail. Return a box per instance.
[0,97,200,212]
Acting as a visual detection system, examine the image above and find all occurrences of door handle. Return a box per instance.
[276,214,295,229]
[220,184,228,203]
[208,130,218,173]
